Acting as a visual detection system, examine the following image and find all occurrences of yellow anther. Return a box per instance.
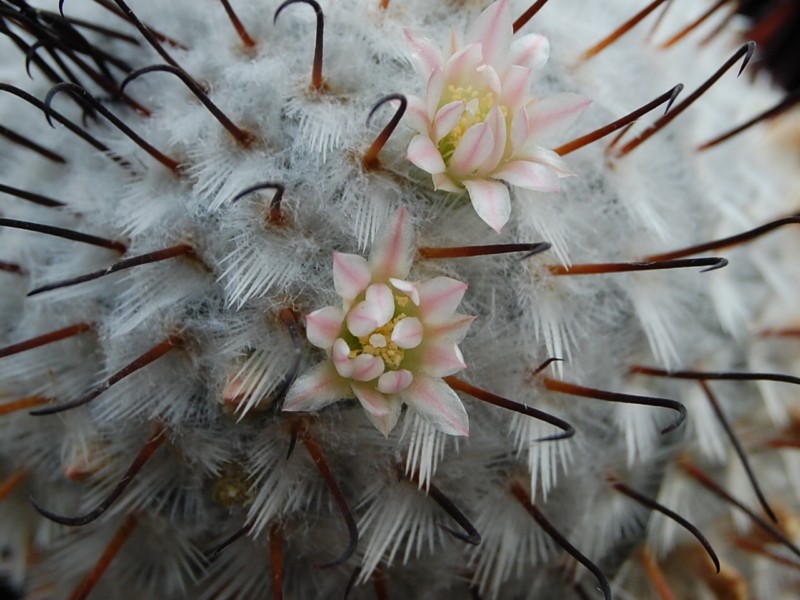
[356,313,409,369]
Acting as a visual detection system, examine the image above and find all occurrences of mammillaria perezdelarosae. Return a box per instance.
[0,1,799,599]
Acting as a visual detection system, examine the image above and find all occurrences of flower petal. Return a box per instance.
[478,105,507,175]
[407,135,446,175]
[426,68,445,119]
[347,300,380,336]
[510,33,549,72]
[306,306,344,349]
[418,276,468,322]
[351,383,390,416]
[477,63,502,96]
[467,0,512,66]
[332,338,354,378]
[463,178,511,233]
[401,375,469,436]
[351,353,385,381]
[525,92,592,142]
[433,100,466,143]
[420,341,466,377]
[500,65,533,111]
[405,95,430,132]
[283,362,349,412]
[377,369,414,394]
[493,159,560,192]
[432,172,462,192]
[369,208,415,281]
[333,252,371,302]
[442,43,484,86]
[390,278,421,306]
[374,400,402,437]
[449,122,494,177]
[353,383,402,437]
[448,29,461,56]
[404,29,443,76]
[365,283,395,326]
[391,317,424,349]
[510,106,529,155]
[524,147,574,176]
[425,314,476,342]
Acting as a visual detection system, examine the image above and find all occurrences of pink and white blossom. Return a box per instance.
[404,0,590,233]
[283,208,474,437]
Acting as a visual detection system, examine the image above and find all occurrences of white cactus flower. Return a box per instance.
[404,0,590,232]
[284,208,472,437]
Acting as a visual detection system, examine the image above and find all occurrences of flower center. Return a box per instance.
[438,84,497,161]
[352,312,408,370]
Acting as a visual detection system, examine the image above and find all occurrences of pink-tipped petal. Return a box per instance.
[391,317,424,349]
[404,29,443,76]
[442,43,484,86]
[370,208,415,281]
[389,278,421,306]
[426,68,445,119]
[500,65,533,111]
[283,362,349,413]
[407,135,446,175]
[467,0,512,66]
[510,33,549,72]
[405,95,430,132]
[347,301,380,337]
[449,122,495,177]
[352,353,385,381]
[476,63,502,95]
[479,105,508,175]
[426,314,476,342]
[377,369,414,394]
[365,283,396,326]
[372,400,402,437]
[525,92,592,142]
[418,276,468,322]
[524,147,574,176]
[448,29,460,56]
[420,341,467,377]
[432,172,462,192]
[333,252,371,301]
[433,100,466,143]
[463,178,511,233]
[351,383,390,416]
[353,384,402,437]
[306,306,344,349]
[510,107,530,155]
[401,375,469,436]
[493,160,560,192]
[332,338,354,378]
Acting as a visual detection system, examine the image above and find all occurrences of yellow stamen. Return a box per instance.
[355,313,408,369]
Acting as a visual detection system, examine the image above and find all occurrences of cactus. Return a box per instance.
[0,0,798,598]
